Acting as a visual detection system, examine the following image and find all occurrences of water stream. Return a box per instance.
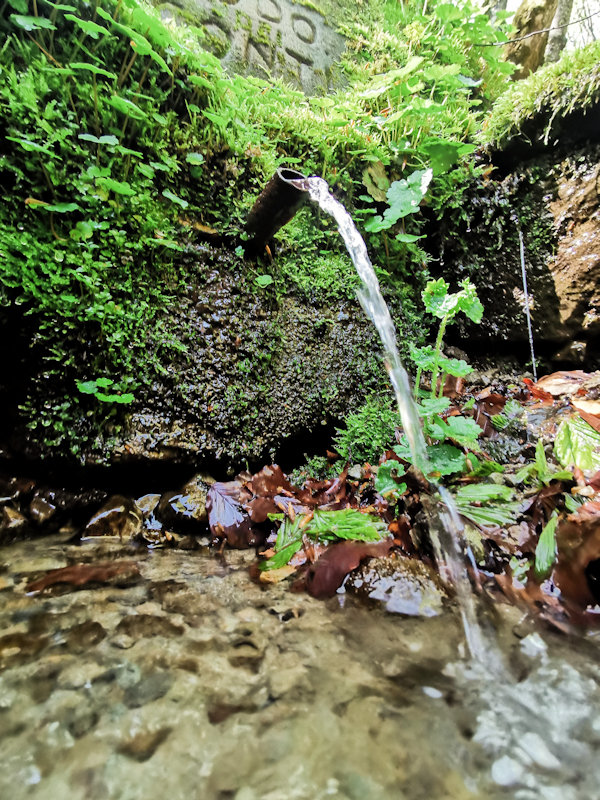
[302,177,491,665]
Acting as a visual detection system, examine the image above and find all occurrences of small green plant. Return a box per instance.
[411,278,483,399]
[260,509,388,571]
[76,377,135,404]
[334,395,401,464]
[515,440,573,487]
[390,278,484,476]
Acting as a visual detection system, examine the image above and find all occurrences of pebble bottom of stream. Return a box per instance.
[1,533,599,800]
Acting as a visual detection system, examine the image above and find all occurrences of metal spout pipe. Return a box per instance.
[246,168,309,251]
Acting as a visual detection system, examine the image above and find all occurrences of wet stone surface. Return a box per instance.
[1,534,600,799]
[155,0,346,94]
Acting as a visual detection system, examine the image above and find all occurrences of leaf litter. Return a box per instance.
[198,371,600,631]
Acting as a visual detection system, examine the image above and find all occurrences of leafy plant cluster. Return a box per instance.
[261,508,387,571]
[337,277,484,476]
[0,0,521,459]
[478,39,600,151]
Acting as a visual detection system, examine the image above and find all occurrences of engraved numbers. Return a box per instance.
[160,0,346,93]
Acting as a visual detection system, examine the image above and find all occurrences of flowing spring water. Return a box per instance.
[302,176,492,664]
[518,227,538,381]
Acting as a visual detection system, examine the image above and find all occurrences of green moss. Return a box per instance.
[479,40,600,151]
[334,394,401,464]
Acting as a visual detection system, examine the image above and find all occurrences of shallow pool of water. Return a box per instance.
[1,534,599,800]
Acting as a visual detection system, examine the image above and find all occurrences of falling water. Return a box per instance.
[518,228,538,381]
[303,176,492,664]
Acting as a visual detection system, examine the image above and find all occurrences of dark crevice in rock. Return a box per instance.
[490,99,600,175]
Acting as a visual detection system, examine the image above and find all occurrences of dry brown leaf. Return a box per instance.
[572,399,600,416]
[534,370,589,397]
[258,565,296,583]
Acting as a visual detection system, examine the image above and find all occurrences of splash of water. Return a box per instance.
[304,177,492,664]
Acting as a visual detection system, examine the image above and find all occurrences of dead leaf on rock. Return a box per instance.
[301,539,394,598]
[522,378,555,403]
[572,399,600,417]
[534,371,589,397]
[259,565,296,584]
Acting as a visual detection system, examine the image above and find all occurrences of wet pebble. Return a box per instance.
[117,726,172,761]
[83,496,142,540]
[346,555,447,616]
[123,672,173,708]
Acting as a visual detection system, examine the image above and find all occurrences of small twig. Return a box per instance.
[474,9,600,46]
[50,211,67,242]
[26,32,62,66]
[93,74,100,136]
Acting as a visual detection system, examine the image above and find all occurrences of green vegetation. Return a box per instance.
[261,508,387,571]
[7,0,589,466]
[336,278,483,476]
[334,394,401,463]
[479,39,600,150]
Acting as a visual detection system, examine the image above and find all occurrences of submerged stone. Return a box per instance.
[83,496,143,540]
[156,473,215,532]
[346,555,447,617]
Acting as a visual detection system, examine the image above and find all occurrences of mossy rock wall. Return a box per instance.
[429,115,600,368]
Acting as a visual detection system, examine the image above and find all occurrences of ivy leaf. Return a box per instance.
[383,168,433,224]
[409,343,436,370]
[64,14,109,39]
[375,462,407,499]
[363,214,389,233]
[426,443,467,475]
[186,153,205,165]
[422,278,450,318]
[535,514,559,578]
[416,397,451,417]
[77,381,98,395]
[441,355,473,378]
[456,278,484,323]
[555,416,600,472]
[162,189,188,208]
[427,415,481,450]
[255,275,274,288]
[10,14,56,30]
[419,139,463,176]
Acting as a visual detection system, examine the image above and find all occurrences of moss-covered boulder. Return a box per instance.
[428,42,600,368]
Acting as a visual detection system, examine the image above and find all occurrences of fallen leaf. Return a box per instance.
[577,408,600,435]
[572,399,600,417]
[258,565,296,583]
[302,539,394,598]
[522,378,554,403]
[534,371,588,397]
[26,561,140,593]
